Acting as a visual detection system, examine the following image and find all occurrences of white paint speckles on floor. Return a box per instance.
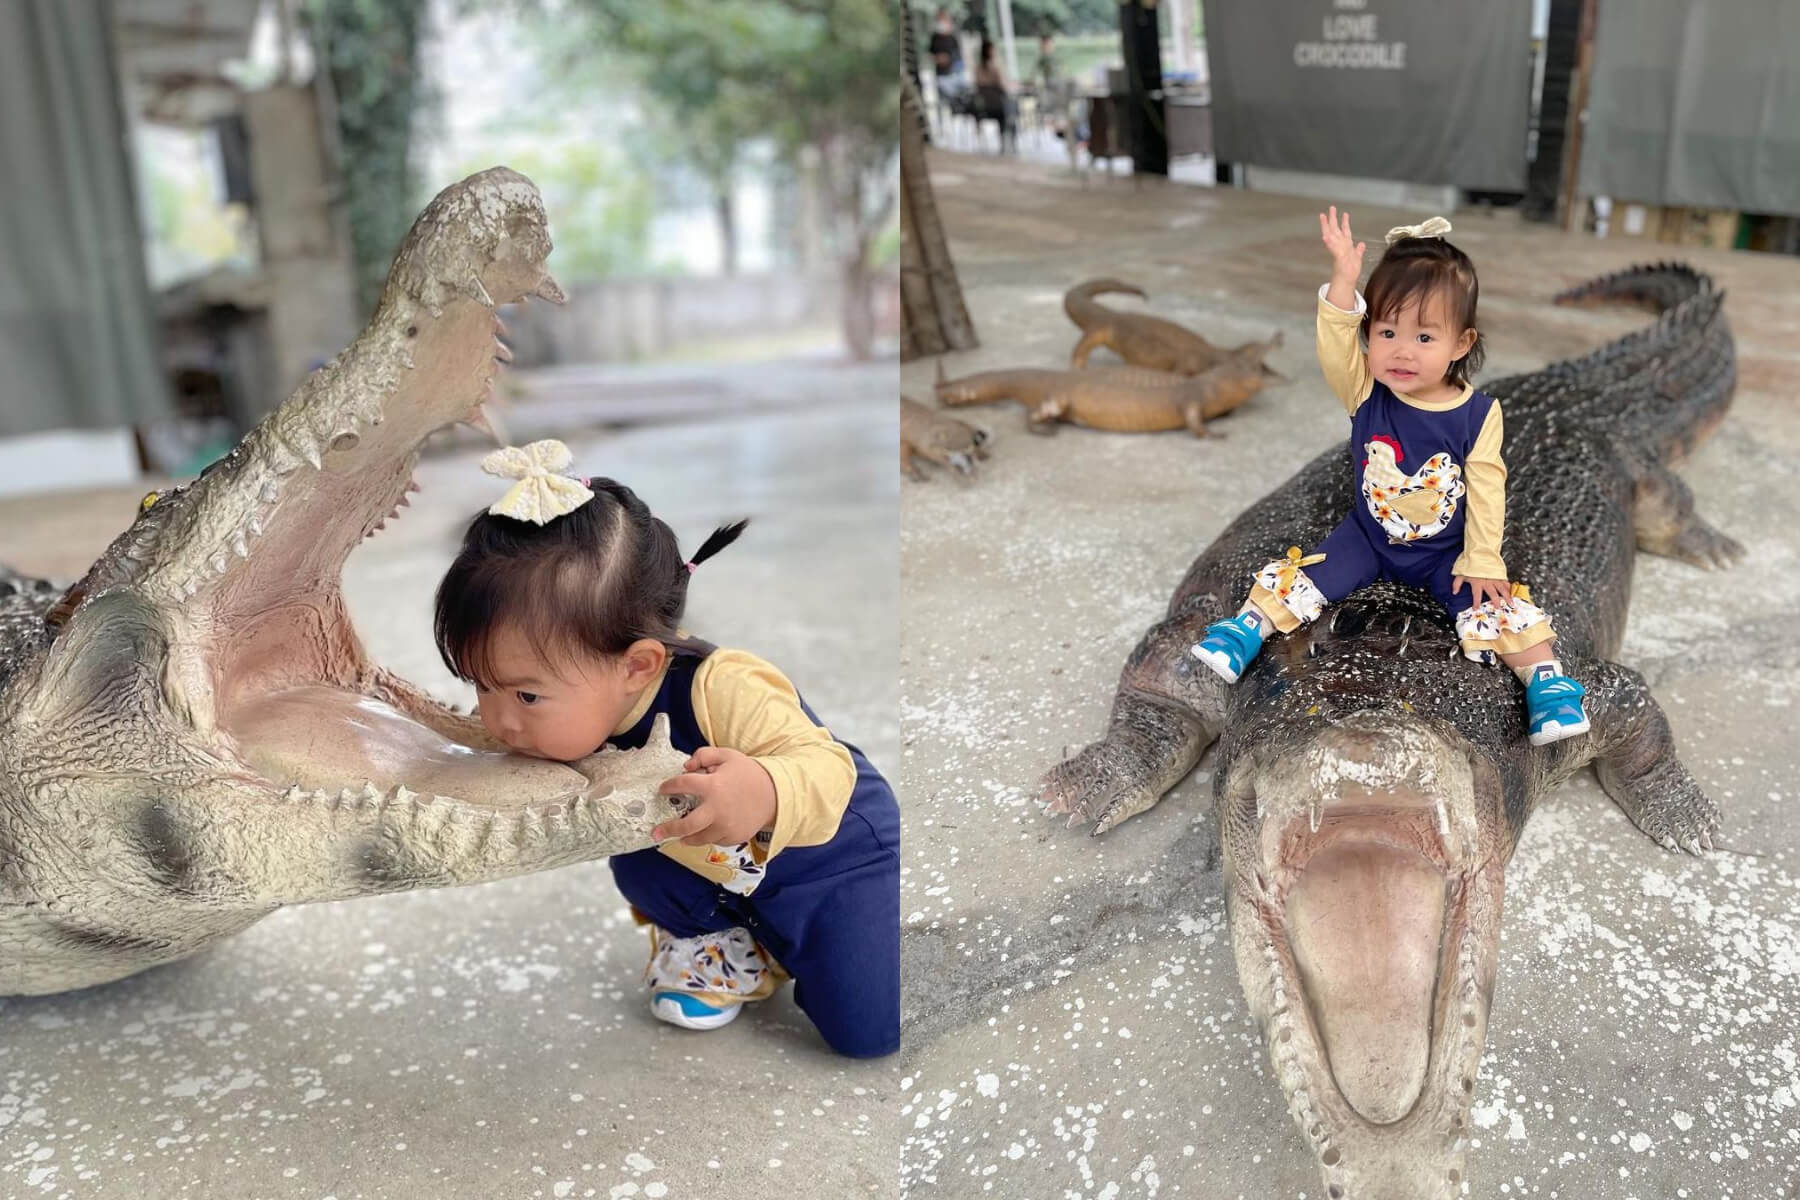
[0,377,900,1200]
[897,150,1800,1199]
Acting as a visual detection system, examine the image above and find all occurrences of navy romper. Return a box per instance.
[606,646,901,1058]
[1305,381,1499,614]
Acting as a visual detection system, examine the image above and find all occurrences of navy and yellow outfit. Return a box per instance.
[1245,287,1557,659]
[605,642,900,1058]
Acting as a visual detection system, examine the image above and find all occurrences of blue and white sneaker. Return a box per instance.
[1190,613,1267,683]
[651,990,742,1031]
[1525,670,1590,746]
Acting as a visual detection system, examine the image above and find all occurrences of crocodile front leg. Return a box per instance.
[1042,604,1229,834]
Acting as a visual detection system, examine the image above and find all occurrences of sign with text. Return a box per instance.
[1201,0,1530,190]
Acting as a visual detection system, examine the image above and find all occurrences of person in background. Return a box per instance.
[973,36,1018,153]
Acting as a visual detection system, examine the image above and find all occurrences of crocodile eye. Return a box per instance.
[139,491,160,513]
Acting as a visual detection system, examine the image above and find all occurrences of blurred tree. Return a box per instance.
[906,0,1113,40]
[447,145,657,281]
[542,0,899,360]
[304,0,434,316]
[898,69,974,360]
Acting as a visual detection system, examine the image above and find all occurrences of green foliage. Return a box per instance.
[305,0,433,316]
[447,144,657,282]
[907,0,1115,40]
[555,0,898,176]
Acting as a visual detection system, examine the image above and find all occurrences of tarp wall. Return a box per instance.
[1578,0,1800,214]
[1202,0,1533,191]
[0,0,172,436]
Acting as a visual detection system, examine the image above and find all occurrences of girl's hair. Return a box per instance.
[1361,235,1485,387]
[433,477,746,687]
[980,37,995,63]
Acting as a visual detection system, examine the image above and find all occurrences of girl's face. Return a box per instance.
[1366,288,1477,401]
[474,622,666,761]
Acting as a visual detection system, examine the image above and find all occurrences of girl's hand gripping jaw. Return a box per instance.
[653,746,780,845]
[1320,205,1366,311]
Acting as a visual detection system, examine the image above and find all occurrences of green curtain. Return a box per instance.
[0,0,172,436]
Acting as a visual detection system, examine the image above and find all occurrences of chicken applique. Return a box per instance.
[1361,434,1465,542]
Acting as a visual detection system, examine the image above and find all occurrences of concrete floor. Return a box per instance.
[897,151,1800,1198]
[0,361,899,1199]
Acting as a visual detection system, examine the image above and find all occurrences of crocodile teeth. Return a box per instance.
[230,532,250,558]
[260,480,281,503]
[464,401,506,444]
[182,578,199,597]
[469,275,495,308]
[1435,797,1450,842]
[264,437,302,476]
[249,513,265,535]
[533,274,567,304]
[211,555,229,576]
[1308,800,1322,833]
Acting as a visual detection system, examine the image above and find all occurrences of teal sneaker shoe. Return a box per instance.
[1525,671,1590,746]
[651,990,742,1031]
[1190,613,1267,683]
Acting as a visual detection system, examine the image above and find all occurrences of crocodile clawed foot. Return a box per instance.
[1040,740,1165,835]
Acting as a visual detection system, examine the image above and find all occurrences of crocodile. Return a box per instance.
[935,332,1281,436]
[0,168,691,997]
[901,394,990,480]
[1039,263,1737,1198]
[1065,277,1279,376]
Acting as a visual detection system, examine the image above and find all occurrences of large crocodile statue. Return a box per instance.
[935,332,1282,436]
[0,168,690,997]
[1039,263,1737,1198]
[1065,277,1276,375]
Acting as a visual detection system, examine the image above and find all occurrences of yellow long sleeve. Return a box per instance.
[1453,403,1509,580]
[690,649,857,857]
[1316,285,1374,415]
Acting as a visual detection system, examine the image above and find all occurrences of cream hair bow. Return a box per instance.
[481,438,594,524]
[1385,216,1453,245]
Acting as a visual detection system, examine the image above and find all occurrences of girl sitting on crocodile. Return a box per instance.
[1190,207,1590,746]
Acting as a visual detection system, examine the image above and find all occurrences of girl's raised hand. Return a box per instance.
[1319,205,1366,284]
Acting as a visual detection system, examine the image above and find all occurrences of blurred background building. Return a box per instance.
[0,0,899,495]
[907,0,1800,249]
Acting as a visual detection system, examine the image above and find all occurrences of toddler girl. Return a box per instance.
[1190,209,1590,745]
[434,439,899,1056]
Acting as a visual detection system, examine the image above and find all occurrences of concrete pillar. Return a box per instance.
[241,84,357,416]
[1170,0,1197,73]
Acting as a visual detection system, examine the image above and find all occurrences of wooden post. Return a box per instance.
[1558,0,1599,233]
[899,70,978,361]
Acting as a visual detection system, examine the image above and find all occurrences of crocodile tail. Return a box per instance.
[1552,261,1711,315]
[1064,277,1149,326]
[1535,262,1725,387]
[1502,262,1733,459]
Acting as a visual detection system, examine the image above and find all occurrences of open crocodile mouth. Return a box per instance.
[54,169,679,823]
[1224,724,1503,1198]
